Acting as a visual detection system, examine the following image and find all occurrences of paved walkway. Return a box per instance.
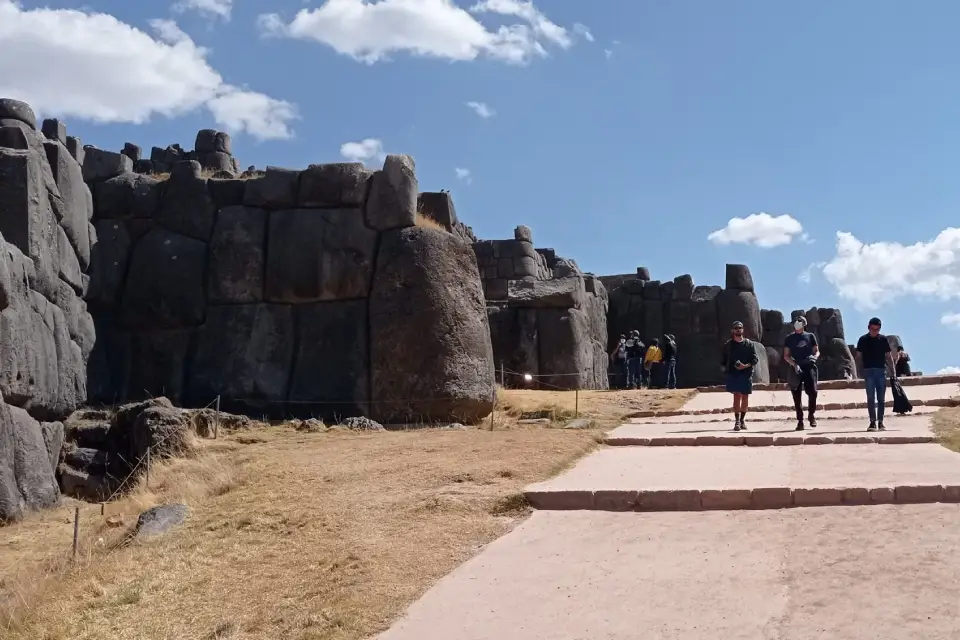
[378,380,960,639]
[679,382,960,412]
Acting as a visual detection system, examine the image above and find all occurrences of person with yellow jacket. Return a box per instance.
[642,338,663,388]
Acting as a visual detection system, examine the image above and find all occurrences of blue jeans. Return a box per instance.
[863,367,887,423]
[627,358,644,388]
[664,359,677,389]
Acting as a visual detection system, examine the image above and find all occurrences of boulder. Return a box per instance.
[340,416,385,432]
[636,267,651,281]
[122,142,141,162]
[243,166,300,210]
[514,225,533,242]
[264,208,377,303]
[369,227,494,423]
[120,228,207,330]
[156,161,215,241]
[749,340,770,383]
[506,277,585,309]
[43,140,92,268]
[717,289,762,341]
[365,154,417,231]
[82,148,133,183]
[131,404,191,462]
[672,274,694,300]
[0,401,61,523]
[819,308,845,341]
[208,206,266,304]
[134,503,189,539]
[187,304,295,413]
[725,264,754,291]
[0,99,37,129]
[765,346,782,383]
[298,162,372,208]
[94,172,162,219]
[822,337,857,380]
[288,300,370,418]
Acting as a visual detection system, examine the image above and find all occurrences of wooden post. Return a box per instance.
[214,395,221,439]
[145,447,151,489]
[72,507,80,560]
[100,502,104,516]
[489,386,496,431]
[499,361,504,388]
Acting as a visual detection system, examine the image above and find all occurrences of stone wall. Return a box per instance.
[606,265,856,387]
[83,151,496,424]
[81,128,243,178]
[476,227,609,390]
[0,100,93,522]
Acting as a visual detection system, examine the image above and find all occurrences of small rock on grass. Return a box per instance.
[134,504,188,540]
[340,417,385,431]
[563,418,596,430]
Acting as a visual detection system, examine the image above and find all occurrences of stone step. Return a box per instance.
[628,406,939,424]
[524,444,960,512]
[606,414,936,447]
[678,383,959,413]
[695,373,960,393]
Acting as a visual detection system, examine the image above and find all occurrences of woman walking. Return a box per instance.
[721,321,759,431]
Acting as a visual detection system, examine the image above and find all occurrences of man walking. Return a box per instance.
[625,330,645,390]
[855,317,898,431]
[721,321,758,431]
[662,334,678,389]
[783,316,819,431]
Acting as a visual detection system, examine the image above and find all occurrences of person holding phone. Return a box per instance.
[721,321,759,431]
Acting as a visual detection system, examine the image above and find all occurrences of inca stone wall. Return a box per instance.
[603,265,856,388]
[0,99,93,522]
[476,227,609,390]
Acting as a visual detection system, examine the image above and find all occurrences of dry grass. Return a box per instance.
[931,407,960,453]
[414,210,446,230]
[0,388,689,640]
[496,387,694,429]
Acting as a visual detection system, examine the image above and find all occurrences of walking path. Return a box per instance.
[378,377,960,640]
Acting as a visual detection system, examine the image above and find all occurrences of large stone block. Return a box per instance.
[86,219,131,308]
[126,330,193,405]
[725,264,754,291]
[57,281,94,359]
[93,171,162,219]
[41,119,66,145]
[56,225,83,293]
[365,154,417,231]
[507,277,585,309]
[289,300,369,418]
[537,307,595,390]
[187,304,295,412]
[120,228,207,330]
[298,162,372,208]
[0,99,37,129]
[488,306,539,383]
[644,300,664,342]
[156,161,215,241]
[265,208,377,303]
[208,206,266,304]
[195,129,231,154]
[672,274,694,300]
[43,141,92,268]
[819,307,845,341]
[243,166,300,209]
[370,227,494,423]
[418,192,459,232]
[0,398,61,523]
[0,146,60,301]
[691,286,721,335]
[82,148,133,183]
[717,289,761,341]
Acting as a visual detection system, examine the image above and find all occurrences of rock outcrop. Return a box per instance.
[476,227,608,390]
[0,100,94,522]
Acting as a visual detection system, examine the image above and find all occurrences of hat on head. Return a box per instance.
[795,316,807,327]
[868,317,882,327]
[631,329,640,336]
[731,321,744,329]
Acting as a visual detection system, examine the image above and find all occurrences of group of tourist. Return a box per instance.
[610,332,678,390]
[723,316,911,432]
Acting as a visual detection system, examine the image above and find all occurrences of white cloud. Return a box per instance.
[0,1,296,140]
[573,23,593,42]
[340,138,386,166]
[821,228,960,310]
[798,261,826,285]
[707,213,805,249]
[466,101,495,118]
[258,0,589,65]
[172,0,233,21]
[455,167,471,183]
[941,313,960,329]
[937,366,960,375]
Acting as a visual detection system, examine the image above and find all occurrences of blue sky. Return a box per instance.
[3,0,960,373]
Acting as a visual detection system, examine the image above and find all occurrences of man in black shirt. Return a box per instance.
[721,321,759,431]
[783,316,819,431]
[855,317,898,431]
[662,334,678,389]
[625,330,645,390]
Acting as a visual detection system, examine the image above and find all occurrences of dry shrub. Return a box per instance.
[414,210,446,230]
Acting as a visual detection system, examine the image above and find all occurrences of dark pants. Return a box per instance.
[613,359,627,388]
[789,364,818,419]
[627,358,644,388]
[664,359,677,389]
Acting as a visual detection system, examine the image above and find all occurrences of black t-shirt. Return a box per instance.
[784,331,818,363]
[625,339,645,359]
[856,333,891,370]
[722,338,758,374]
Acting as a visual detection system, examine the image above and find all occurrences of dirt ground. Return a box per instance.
[0,388,690,640]
[930,406,960,453]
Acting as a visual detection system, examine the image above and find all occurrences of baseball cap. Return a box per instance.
[731,321,744,329]
[795,316,807,326]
